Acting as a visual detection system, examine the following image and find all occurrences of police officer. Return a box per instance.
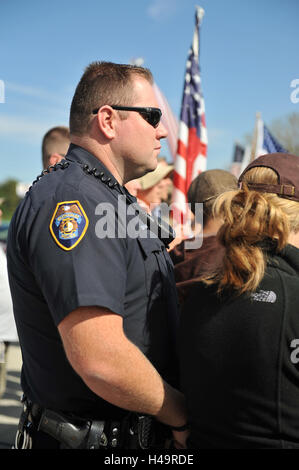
[7,61,188,449]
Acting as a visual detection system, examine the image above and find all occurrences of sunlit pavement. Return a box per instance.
[0,343,22,449]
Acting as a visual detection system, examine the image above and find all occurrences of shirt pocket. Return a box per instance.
[137,236,165,299]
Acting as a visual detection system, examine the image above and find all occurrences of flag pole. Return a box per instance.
[250,111,261,162]
[171,5,207,236]
[193,6,205,57]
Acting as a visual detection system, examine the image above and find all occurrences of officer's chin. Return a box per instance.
[147,157,159,173]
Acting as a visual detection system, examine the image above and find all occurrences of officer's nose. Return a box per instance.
[156,121,168,140]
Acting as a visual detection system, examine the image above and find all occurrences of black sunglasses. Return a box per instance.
[92,105,162,128]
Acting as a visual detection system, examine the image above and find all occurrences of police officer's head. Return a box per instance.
[70,62,154,137]
[69,61,167,182]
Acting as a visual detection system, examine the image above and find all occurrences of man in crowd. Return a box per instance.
[7,61,187,449]
[41,126,70,169]
[170,169,238,305]
[124,178,142,197]
[136,162,173,215]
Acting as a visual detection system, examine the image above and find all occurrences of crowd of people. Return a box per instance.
[2,60,299,450]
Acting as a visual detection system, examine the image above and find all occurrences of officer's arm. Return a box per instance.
[58,306,187,428]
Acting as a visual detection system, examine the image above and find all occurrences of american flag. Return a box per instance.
[172,6,207,225]
[230,143,245,177]
[253,113,287,159]
[153,82,179,162]
[261,124,287,154]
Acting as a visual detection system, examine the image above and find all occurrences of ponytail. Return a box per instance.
[204,186,289,294]
[200,166,299,295]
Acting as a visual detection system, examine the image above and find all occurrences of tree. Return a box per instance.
[0,179,21,221]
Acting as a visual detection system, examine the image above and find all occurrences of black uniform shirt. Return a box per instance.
[180,244,299,449]
[7,144,179,419]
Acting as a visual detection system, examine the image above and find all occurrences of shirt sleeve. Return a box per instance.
[28,182,128,326]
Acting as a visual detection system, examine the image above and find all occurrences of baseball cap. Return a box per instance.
[138,163,174,190]
[187,169,238,206]
[238,153,299,202]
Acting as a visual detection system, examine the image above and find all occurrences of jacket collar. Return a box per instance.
[269,244,299,276]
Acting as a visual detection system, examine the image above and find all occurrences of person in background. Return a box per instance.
[41,126,70,170]
[124,178,142,197]
[0,201,18,399]
[7,61,186,449]
[157,156,174,205]
[136,162,173,215]
[170,169,238,304]
[180,153,299,449]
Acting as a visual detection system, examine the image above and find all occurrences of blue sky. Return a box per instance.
[0,0,298,184]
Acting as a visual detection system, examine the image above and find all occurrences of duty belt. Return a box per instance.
[14,395,154,449]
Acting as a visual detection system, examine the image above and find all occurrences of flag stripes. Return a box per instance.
[153,82,179,162]
[172,6,207,226]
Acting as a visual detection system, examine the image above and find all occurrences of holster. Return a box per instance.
[38,409,154,449]
[38,409,106,449]
[15,396,156,450]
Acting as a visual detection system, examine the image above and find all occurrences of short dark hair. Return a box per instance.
[69,61,153,136]
[187,169,238,227]
[42,126,70,169]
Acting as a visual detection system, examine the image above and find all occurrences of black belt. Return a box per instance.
[15,395,154,449]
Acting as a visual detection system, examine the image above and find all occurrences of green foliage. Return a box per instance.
[0,179,21,221]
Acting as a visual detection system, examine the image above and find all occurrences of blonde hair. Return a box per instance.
[201,166,299,295]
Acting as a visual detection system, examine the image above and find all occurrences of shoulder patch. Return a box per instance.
[49,201,89,251]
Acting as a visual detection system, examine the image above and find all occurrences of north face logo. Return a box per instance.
[251,290,277,303]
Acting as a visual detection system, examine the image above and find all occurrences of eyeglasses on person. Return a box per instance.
[92,106,162,128]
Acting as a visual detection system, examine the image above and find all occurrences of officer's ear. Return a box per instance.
[95,106,116,140]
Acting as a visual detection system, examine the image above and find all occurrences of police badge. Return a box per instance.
[50,201,89,250]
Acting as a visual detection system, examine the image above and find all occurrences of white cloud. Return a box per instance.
[207,128,230,145]
[6,82,51,99]
[147,0,179,21]
[208,128,226,139]
[5,81,71,107]
[0,114,58,144]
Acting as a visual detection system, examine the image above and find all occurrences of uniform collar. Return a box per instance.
[66,143,119,188]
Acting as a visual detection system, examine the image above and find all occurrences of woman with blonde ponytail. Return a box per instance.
[179,153,299,449]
